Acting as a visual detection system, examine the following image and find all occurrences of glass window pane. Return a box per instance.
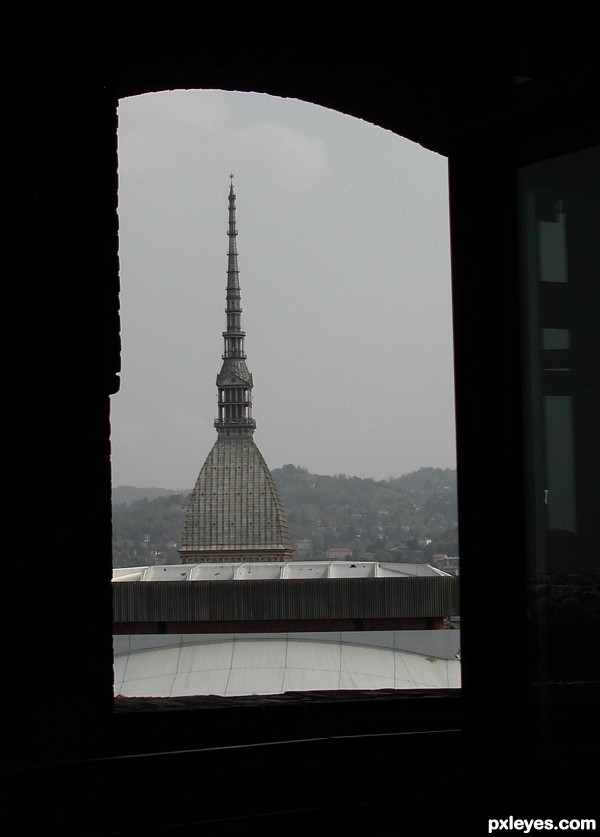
[518,145,600,758]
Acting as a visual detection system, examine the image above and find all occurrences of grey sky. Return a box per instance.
[111,89,456,490]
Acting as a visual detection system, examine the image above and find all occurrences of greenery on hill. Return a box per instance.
[111,466,458,568]
[112,493,189,567]
[112,485,182,505]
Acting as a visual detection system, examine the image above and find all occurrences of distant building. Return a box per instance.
[326,547,354,560]
[179,179,292,564]
[295,539,313,558]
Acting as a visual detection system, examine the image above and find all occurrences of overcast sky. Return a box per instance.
[111,89,456,490]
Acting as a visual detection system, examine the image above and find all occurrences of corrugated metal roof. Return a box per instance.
[112,574,459,623]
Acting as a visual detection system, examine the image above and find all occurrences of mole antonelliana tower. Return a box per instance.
[179,177,293,564]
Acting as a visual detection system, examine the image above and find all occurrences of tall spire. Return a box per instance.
[214,176,256,437]
[179,177,293,564]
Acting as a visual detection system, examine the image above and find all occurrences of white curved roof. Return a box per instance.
[113,630,461,698]
[112,561,450,582]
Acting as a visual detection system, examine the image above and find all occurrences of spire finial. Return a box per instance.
[229,172,234,189]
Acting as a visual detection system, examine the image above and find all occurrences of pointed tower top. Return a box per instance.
[214,177,256,438]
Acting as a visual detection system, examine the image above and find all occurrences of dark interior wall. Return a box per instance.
[7,27,599,836]
[11,87,119,765]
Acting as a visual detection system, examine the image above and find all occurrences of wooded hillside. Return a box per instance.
[112,465,459,567]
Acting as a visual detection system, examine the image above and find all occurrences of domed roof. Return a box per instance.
[113,630,461,697]
[179,437,292,561]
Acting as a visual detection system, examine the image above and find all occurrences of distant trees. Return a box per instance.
[111,466,459,568]
[111,493,189,567]
[274,465,458,561]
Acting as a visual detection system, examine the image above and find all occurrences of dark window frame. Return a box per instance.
[108,78,598,772]
[12,46,599,834]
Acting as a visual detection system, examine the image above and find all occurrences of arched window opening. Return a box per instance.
[111,89,459,699]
